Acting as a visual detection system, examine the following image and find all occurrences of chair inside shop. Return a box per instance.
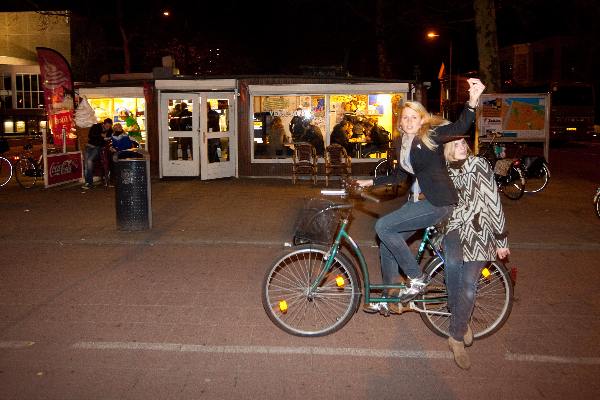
[292,142,318,184]
[324,143,352,187]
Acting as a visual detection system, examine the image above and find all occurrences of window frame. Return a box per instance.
[248,83,411,164]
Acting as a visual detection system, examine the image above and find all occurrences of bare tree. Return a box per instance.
[375,0,392,78]
[473,0,501,91]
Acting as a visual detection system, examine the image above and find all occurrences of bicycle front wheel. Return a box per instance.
[594,190,600,218]
[524,163,550,193]
[419,257,514,340]
[15,158,37,189]
[0,156,13,187]
[261,244,361,337]
[499,166,525,200]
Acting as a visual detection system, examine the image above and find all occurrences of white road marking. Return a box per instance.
[505,352,600,365]
[0,341,35,348]
[70,341,600,365]
[72,341,452,359]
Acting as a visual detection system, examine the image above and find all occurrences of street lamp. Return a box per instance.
[427,31,453,118]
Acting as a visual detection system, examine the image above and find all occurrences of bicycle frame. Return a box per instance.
[308,211,446,305]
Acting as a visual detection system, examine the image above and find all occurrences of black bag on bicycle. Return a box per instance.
[293,198,341,245]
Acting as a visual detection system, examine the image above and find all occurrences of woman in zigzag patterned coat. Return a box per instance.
[442,138,510,370]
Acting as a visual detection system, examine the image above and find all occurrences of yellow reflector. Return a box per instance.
[279,300,288,313]
[335,275,345,287]
[482,268,491,278]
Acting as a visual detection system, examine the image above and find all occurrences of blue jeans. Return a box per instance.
[84,145,101,185]
[375,199,453,288]
[443,229,487,341]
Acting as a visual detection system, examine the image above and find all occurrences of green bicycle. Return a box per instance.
[261,180,515,338]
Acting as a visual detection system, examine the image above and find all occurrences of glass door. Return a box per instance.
[160,93,199,177]
[201,92,236,180]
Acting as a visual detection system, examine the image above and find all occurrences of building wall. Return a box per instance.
[0,12,71,65]
[499,36,592,88]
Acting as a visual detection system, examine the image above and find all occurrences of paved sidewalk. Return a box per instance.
[1,171,599,250]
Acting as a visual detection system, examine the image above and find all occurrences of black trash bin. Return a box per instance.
[115,151,152,231]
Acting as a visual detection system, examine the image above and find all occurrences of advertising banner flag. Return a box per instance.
[36,47,76,148]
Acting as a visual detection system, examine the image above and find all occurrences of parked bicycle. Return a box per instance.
[594,187,600,218]
[0,136,14,187]
[0,153,13,187]
[13,142,45,189]
[493,138,550,194]
[261,179,514,338]
[478,135,526,200]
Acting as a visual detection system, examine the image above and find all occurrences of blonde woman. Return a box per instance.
[442,138,509,369]
[357,78,485,314]
[267,116,286,157]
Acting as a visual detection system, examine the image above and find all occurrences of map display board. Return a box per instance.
[478,93,550,141]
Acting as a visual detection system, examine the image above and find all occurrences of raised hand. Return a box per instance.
[467,78,485,108]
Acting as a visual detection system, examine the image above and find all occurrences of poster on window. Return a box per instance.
[478,93,550,140]
[36,47,76,148]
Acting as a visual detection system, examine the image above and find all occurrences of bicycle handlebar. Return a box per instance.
[320,178,381,203]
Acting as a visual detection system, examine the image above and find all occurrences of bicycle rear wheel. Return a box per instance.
[524,163,549,194]
[499,166,525,200]
[14,158,37,189]
[418,257,514,340]
[262,244,361,337]
[0,156,13,187]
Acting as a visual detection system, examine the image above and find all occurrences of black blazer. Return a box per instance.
[374,105,476,207]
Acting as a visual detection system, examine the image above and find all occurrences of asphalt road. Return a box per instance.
[1,142,599,399]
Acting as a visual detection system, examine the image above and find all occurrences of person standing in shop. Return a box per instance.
[82,118,112,189]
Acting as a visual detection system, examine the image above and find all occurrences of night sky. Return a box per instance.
[3,0,599,84]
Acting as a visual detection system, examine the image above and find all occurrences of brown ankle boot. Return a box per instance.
[464,325,473,347]
[448,337,471,370]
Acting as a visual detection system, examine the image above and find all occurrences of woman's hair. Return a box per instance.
[398,101,446,150]
[113,122,124,133]
[272,116,283,129]
[443,138,472,162]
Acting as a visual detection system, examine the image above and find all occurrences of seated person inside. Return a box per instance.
[362,118,390,156]
[110,123,139,160]
[329,119,354,156]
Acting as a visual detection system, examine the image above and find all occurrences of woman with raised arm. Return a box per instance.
[356,78,485,315]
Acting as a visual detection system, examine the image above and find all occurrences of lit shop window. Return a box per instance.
[88,97,146,148]
[252,93,404,160]
[253,95,325,159]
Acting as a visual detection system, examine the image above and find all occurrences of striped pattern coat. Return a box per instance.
[446,156,508,261]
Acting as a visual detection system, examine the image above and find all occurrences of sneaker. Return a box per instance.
[397,273,431,302]
[363,301,401,316]
[363,302,389,314]
[81,183,92,190]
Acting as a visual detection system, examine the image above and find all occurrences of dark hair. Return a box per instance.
[103,118,113,124]
[89,123,103,136]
